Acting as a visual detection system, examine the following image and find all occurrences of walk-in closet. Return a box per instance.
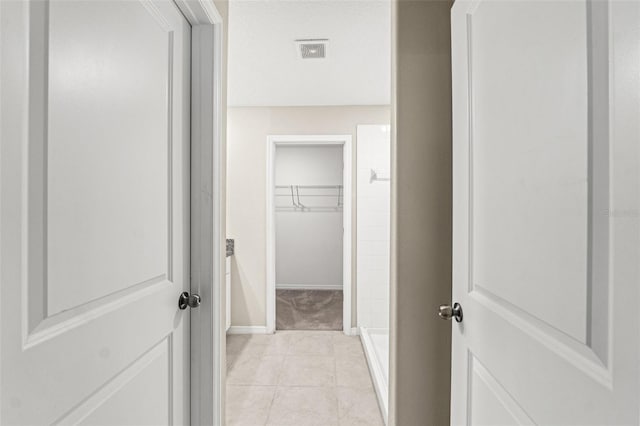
[274,143,345,330]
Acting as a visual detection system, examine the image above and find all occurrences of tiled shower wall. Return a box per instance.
[356,125,391,329]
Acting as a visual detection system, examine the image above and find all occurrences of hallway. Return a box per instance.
[226,331,384,425]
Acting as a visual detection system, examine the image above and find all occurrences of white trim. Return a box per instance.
[266,135,353,335]
[175,0,222,25]
[360,327,389,424]
[227,326,270,335]
[276,284,344,291]
[173,1,224,425]
[266,139,277,333]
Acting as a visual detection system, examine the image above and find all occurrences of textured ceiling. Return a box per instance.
[228,0,391,106]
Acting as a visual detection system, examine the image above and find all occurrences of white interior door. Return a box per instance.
[1,0,191,424]
[451,0,639,424]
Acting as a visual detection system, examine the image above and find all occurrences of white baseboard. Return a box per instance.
[344,327,359,336]
[226,326,270,335]
[228,326,356,336]
[276,283,343,291]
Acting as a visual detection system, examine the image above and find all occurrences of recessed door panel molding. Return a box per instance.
[467,0,590,345]
[24,275,170,349]
[23,0,178,336]
[468,287,610,386]
[468,354,535,426]
[465,0,611,367]
[452,0,639,424]
[46,0,174,316]
[54,336,173,425]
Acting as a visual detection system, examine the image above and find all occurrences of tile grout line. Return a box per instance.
[333,335,341,425]
[227,331,380,425]
[264,331,291,425]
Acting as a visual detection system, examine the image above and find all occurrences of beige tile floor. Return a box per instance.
[226,331,384,426]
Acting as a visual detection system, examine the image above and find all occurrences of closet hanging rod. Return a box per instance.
[275,207,343,211]
[274,184,343,189]
[274,184,343,210]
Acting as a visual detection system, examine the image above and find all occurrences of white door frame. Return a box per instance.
[266,135,353,335]
[172,1,224,424]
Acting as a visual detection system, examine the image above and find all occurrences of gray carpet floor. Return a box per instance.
[276,289,343,330]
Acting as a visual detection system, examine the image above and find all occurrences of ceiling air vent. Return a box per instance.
[295,39,328,59]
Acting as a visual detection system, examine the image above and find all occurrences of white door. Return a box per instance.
[1,0,191,424]
[451,0,639,424]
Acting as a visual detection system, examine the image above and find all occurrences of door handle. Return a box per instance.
[178,292,202,310]
[438,302,463,322]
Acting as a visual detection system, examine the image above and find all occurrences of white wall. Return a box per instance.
[356,125,391,329]
[276,146,343,186]
[275,146,343,289]
[227,106,390,327]
[228,1,391,106]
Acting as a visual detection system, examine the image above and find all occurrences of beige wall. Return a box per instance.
[389,0,453,425]
[227,106,391,328]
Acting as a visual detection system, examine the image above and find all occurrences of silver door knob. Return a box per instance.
[438,303,463,322]
[178,292,201,310]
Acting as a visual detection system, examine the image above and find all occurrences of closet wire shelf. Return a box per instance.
[275,185,343,212]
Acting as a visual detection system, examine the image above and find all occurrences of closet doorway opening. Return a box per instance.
[266,135,353,334]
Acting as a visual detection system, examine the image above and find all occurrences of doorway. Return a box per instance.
[224,1,390,424]
[266,135,353,334]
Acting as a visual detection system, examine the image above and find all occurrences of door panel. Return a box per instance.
[451,0,640,424]
[470,0,589,343]
[469,356,534,426]
[1,0,191,424]
[56,338,172,425]
[47,0,171,317]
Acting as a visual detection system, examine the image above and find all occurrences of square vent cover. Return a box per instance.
[295,39,328,59]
